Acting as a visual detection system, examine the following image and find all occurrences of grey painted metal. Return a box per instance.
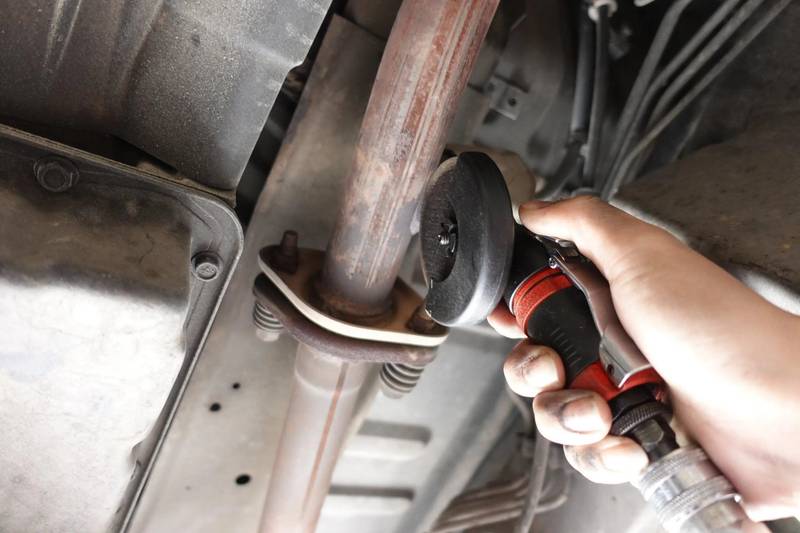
[470,0,574,181]
[485,75,527,120]
[0,0,331,190]
[0,124,242,533]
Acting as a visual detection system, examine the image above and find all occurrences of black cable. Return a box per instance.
[570,8,596,141]
[603,0,742,197]
[648,0,765,125]
[605,0,792,197]
[582,3,610,187]
[598,0,695,190]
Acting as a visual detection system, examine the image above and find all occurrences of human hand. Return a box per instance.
[490,197,800,522]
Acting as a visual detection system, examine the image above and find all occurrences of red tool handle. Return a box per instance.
[510,267,662,402]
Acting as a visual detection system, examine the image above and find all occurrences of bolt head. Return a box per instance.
[34,156,79,193]
[192,251,222,281]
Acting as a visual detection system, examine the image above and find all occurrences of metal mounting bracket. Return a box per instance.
[257,245,448,348]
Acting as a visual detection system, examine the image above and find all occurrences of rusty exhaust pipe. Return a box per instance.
[318,0,500,323]
[259,1,498,531]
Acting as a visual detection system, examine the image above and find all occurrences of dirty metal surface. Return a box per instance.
[0,124,242,533]
[319,328,516,533]
[615,113,800,314]
[258,246,447,348]
[0,0,331,190]
[252,274,438,364]
[471,0,574,179]
[126,16,385,533]
[129,16,520,533]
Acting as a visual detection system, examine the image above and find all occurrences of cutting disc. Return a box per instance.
[420,152,515,326]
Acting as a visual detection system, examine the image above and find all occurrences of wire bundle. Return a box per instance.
[598,0,792,199]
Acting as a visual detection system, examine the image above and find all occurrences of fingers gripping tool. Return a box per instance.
[419,152,746,532]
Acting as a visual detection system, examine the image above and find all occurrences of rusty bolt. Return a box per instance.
[34,156,79,193]
[270,230,299,274]
[280,230,298,256]
[192,251,222,281]
[407,303,443,335]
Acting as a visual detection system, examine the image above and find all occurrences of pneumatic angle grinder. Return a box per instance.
[419,152,748,533]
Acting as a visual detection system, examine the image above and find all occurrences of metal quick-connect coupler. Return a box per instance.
[634,446,746,532]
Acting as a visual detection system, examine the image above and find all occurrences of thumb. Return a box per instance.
[517,196,675,284]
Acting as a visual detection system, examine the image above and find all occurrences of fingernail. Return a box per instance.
[519,351,559,389]
[559,394,606,433]
[599,442,648,473]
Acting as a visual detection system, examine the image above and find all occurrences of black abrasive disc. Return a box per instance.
[420,152,514,326]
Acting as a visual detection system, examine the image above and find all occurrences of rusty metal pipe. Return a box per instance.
[259,1,497,531]
[320,0,500,321]
[258,344,370,533]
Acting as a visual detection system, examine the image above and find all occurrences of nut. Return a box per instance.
[191,251,222,281]
[34,156,79,193]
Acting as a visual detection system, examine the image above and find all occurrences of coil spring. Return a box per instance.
[253,300,283,341]
[380,362,426,398]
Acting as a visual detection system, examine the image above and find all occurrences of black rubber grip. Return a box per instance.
[524,287,601,384]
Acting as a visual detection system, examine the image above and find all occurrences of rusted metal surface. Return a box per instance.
[320,0,500,321]
[258,344,371,533]
[258,245,447,347]
[253,274,438,365]
[127,17,385,533]
[267,230,300,274]
[258,4,499,531]
[406,304,446,335]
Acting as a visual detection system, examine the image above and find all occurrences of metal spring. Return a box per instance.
[379,362,426,398]
[253,300,283,338]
